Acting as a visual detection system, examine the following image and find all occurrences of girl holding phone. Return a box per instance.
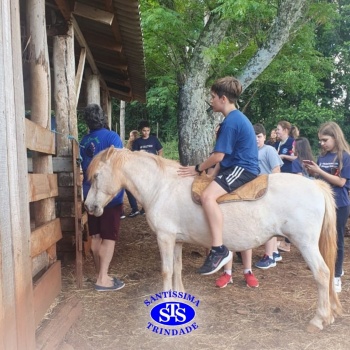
[305,122,350,293]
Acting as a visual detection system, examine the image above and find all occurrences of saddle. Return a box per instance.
[191,173,268,205]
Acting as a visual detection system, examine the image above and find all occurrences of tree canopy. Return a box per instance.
[112,0,350,159]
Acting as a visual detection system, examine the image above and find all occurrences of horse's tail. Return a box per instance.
[316,179,342,316]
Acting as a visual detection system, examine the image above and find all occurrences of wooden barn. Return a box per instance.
[0,0,146,348]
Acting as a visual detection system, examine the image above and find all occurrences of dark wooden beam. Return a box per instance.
[73,2,114,25]
[84,31,122,52]
[54,0,72,21]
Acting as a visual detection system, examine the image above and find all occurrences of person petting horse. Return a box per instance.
[178,76,260,287]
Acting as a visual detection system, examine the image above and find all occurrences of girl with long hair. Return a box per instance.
[305,121,350,293]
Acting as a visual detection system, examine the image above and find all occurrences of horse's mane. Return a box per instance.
[87,147,180,182]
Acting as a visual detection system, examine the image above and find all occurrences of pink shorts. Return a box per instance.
[88,204,123,241]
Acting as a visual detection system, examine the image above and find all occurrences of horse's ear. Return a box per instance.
[106,146,115,159]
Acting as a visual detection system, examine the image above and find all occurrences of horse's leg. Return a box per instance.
[173,242,184,292]
[157,233,176,291]
[297,244,332,331]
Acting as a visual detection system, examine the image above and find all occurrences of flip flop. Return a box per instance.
[95,278,125,292]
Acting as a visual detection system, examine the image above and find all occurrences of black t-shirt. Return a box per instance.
[132,135,163,155]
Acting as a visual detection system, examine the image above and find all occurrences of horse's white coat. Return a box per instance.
[85,148,341,331]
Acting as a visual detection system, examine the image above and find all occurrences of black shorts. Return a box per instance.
[88,204,123,241]
[214,166,257,193]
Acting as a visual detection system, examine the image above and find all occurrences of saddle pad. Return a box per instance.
[191,173,268,205]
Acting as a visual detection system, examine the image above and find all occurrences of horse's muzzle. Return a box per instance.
[84,203,103,217]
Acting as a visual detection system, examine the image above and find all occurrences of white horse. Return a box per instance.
[84,147,341,332]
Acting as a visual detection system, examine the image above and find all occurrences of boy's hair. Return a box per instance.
[253,123,266,136]
[138,120,150,130]
[211,77,242,104]
[277,120,291,132]
[318,121,350,171]
[84,104,106,130]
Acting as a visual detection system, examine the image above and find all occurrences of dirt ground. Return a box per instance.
[52,207,350,350]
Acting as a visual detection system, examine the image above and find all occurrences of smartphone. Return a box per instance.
[302,160,313,165]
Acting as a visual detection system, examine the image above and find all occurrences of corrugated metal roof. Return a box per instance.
[54,0,146,102]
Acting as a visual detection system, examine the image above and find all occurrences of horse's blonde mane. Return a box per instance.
[87,147,180,182]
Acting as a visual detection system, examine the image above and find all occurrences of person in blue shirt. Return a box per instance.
[178,77,259,285]
[305,122,350,293]
[80,104,125,292]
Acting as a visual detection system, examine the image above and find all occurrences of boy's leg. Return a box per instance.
[198,181,232,275]
[241,249,259,288]
[201,180,227,246]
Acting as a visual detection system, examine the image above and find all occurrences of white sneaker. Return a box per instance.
[334,277,342,293]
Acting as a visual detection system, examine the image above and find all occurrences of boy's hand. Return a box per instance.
[178,165,197,177]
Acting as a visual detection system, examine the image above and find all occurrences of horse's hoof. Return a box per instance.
[306,323,322,333]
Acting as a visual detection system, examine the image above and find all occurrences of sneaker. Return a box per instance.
[198,247,233,275]
[273,252,282,262]
[255,254,276,269]
[128,210,140,218]
[216,272,233,288]
[334,277,341,293]
[120,213,126,219]
[140,208,145,215]
[244,271,259,288]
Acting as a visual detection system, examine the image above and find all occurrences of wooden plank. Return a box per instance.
[35,296,82,350]
[54,0,72,21]
[25,118,55,154]
[1,0,36,347]
[73,141,83,288]
[74,2,114,25]
[84,32,122,52]
[60,217,75,231]
[31,218,62,257]
[75,47,86,104]
[28,157,74,173]
[28,174,58,202]
[33,261,62,328]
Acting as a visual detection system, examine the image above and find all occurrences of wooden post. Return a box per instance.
[27,0,56,227]
[120,100,125,143]
[107,98,112,130]
[0,0,36,347]
[85,67,100,105]
[53,22,77,156]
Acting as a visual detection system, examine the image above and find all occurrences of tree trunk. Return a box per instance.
[178,14,230,165]
[178,0,307,164]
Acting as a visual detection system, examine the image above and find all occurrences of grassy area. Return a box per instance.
[162,139,179,160]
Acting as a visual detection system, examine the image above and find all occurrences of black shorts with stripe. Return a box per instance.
[214,166,257,193]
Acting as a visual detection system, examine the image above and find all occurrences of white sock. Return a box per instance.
[269,255,274,260]
[224,269,232,276]
[243,269,251,274]
[273,250,279,255]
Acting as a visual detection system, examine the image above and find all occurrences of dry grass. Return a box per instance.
[60,210,350,350]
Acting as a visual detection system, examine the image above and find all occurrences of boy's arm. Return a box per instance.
[157,148,163,157]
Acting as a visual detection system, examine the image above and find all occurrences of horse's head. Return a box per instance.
[84,146,124,216]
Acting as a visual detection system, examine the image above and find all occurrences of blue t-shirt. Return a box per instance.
[275,136,295,173]
[132,135,163,155]
[80,128,124,208]
[317,151,350,208]
[214,110,259,175]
